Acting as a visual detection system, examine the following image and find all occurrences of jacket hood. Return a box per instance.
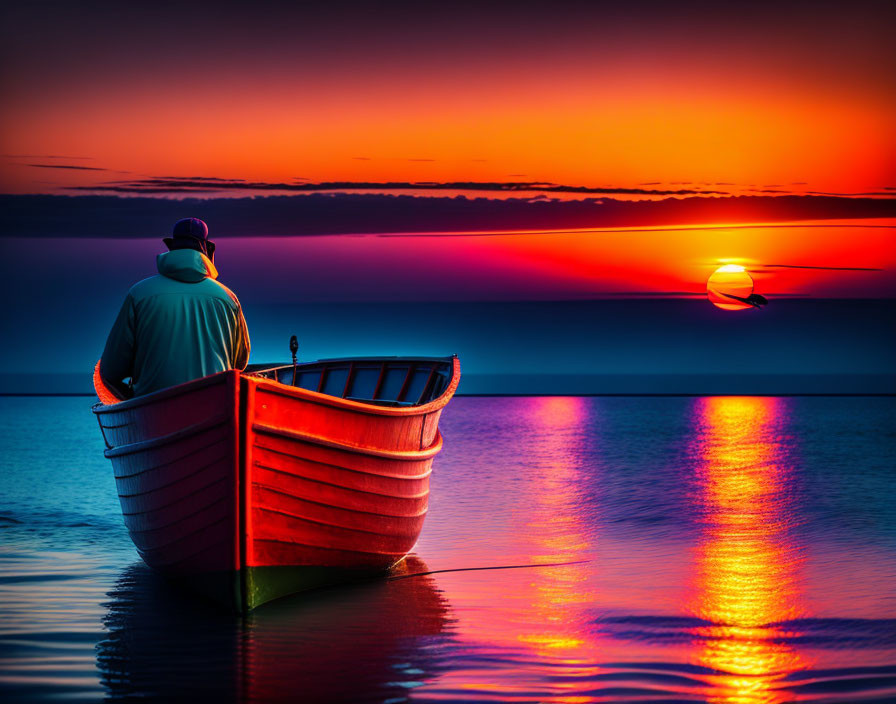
[156,249,219,283]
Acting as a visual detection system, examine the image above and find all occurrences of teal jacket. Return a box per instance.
[100,249,250,398]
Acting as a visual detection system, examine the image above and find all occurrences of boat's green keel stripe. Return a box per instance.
[242,565,385,611]
[174,566,388,612]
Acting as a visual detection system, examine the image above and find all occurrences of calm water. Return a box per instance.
[1,395,895,703]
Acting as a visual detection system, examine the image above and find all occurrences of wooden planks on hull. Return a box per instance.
[241,373,448,573]
[252,466,429,517]
[94,370,242,577]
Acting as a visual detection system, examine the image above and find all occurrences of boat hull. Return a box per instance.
[93,357,458,611]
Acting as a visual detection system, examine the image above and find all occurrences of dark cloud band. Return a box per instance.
[70,177,731,197]
[2,193,896,240]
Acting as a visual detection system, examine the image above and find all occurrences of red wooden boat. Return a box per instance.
[92,355,459,611]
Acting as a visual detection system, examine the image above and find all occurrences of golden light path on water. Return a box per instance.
[516,398,592,657]
[689,397,807,704]
[507,397,601,703]
[434,396,602,702]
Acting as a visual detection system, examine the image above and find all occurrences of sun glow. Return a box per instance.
[707,264,755,310]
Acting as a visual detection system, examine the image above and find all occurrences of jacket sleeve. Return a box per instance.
[100,294,137,398]
[233,304,251,370]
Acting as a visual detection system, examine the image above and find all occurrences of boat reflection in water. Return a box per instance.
[688,396,807,703]
[96,555,448,702]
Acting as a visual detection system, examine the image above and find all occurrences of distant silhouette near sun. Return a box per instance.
[706,264,768,311]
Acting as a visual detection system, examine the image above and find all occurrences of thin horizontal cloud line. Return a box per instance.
[761,264,884,271]
[3,154,95,160]
[380,221,896,238]
[585,291,812,299]
[71,178,732,197]
[593,291,704,297]
[806,191,896,197]
[150,175,247,183]
[71,177,896,201]
[27,163,109,171]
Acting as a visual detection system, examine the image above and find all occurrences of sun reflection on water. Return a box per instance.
[689,396,807,704]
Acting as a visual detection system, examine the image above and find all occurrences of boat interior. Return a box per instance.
[244,357,455,407]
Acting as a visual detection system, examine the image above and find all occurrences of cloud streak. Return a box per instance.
[63,176,896,201]
[26,163,109,171]
[69,177,732,197]
[589,291,705,298]
[3,154,95,160]
[760,264,884,272]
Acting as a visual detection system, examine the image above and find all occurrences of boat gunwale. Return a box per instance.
[92,368,238,415]
[246,356,460,417]
[91,356,460,418]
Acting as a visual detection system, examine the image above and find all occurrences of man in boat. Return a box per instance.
[99,218,250,398]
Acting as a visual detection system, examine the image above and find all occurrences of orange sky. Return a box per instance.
[3,69,894,193]
[1,3,895,195]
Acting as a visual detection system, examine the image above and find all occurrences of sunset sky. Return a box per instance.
[2,1,895,194]
[0,1,894,391]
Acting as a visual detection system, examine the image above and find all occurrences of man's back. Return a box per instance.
[101,247,250,397]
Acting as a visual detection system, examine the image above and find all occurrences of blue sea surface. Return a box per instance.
[1,395,895,702]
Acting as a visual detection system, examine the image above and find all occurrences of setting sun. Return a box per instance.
[707,264,754,310]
